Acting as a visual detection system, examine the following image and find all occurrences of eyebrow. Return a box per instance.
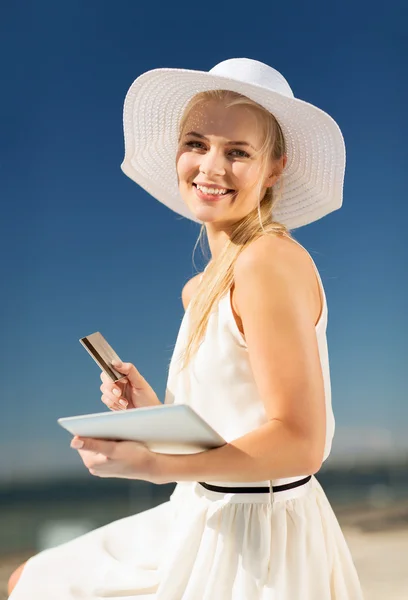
[184,131,256,151]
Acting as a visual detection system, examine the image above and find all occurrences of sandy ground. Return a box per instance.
[344,528,408,600]
[1,516,407,599]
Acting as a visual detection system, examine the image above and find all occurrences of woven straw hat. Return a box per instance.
[121,58,346,229]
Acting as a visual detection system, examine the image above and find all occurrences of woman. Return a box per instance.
[9,57,364,599]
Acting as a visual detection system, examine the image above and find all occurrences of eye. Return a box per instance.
[184,141,205,149]
[229,149,250,158]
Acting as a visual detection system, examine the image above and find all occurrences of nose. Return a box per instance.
[199,148,226,178]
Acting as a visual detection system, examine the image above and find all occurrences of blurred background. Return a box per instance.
[0,1,407,598]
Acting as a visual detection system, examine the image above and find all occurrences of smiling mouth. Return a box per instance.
[192,183,236,196]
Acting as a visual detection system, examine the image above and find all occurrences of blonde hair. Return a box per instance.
[176,89,290,372]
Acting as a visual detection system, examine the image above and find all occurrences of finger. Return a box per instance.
[111,361,144,389]
[100,371,111,383]
[78,451,110,474]
[70,436,116,456]
[100,371,128,386]
[100,381,128,408]
[88,467,112,478]
[89,468,102,477]
[99,382,125,396]
[101,393,127,411]
[100,383,128,405]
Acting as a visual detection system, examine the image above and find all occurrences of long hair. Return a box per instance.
[176,89,290,373]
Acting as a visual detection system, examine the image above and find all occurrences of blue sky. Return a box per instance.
[0,1,406,482]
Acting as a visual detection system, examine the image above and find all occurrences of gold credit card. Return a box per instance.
[79,332,124,382]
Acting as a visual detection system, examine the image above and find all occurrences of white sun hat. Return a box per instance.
[121,57,346,230]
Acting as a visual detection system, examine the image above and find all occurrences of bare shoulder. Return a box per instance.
[235,233,309,273]
[233,234,321,324]
[181,272,203,311]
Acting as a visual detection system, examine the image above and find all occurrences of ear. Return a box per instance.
[265,154,287,188]
[264,173,279,188]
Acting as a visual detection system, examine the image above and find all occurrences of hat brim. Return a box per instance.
[121,67,346,229]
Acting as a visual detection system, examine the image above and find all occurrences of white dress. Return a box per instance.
[10,236,364,599]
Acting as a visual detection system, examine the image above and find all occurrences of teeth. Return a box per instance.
[196,184,230,195]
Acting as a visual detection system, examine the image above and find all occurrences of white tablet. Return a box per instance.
[58,404,226,454]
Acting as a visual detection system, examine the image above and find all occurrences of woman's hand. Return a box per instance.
[100,360,161,411]
[70,436,159,483]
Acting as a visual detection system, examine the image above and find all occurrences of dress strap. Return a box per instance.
[281,233,327,322]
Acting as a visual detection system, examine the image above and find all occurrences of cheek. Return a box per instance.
[176,153,197,181]
[232,162,259,186]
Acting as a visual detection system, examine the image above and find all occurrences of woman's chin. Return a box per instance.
[192,207,223,223]
[184,200,223,222]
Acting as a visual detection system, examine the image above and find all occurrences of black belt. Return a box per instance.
[198,475,312,494]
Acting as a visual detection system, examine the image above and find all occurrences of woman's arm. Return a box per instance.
[153,236,326,484]
[153,419,322,484]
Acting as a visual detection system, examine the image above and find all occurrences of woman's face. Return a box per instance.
[176,99,282,225]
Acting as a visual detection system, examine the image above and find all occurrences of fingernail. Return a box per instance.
[71,439,84,449]
[113,388,120,397]
[112,360,121,366]
[119,399,128,408]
